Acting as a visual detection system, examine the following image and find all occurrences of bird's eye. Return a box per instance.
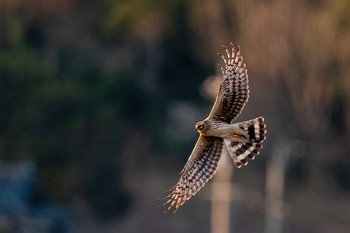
[198,124,205,131]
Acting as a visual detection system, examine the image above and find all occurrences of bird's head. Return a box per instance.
[195,121,206,133]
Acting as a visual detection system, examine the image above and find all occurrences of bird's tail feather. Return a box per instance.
[224,117,266,168]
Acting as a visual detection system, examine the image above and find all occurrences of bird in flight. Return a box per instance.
[163,42,267,213]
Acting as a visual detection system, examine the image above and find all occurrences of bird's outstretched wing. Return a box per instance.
[163,136,223,213]
[207,43,249,123]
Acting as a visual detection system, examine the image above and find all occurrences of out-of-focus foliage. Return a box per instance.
[101,0,179,40]
[0,0,350,232]
[0,42,133,219]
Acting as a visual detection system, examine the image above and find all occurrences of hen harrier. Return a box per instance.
[163,43,266,213]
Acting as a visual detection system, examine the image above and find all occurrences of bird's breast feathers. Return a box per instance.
[201,120,245,140]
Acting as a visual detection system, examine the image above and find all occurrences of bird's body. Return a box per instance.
[163,43,267,212]
[196,119,249,142]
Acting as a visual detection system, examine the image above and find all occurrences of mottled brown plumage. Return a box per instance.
[163,43,266,213]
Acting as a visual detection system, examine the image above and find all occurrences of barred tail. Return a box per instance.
[224,117,266,168]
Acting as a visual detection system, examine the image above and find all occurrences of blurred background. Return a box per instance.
[0,0,350,232]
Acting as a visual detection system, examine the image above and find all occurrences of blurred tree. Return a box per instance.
[1,0,350,229]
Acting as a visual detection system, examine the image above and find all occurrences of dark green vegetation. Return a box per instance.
[1,0,350,231]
